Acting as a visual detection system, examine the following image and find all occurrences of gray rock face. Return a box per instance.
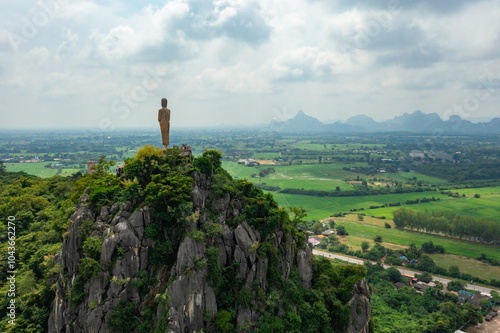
[234,221,259,258]
[116,162,125,177]
[166,237,217,332]
[110,202,120,214]
[61,206,94,274]
[180,144,193,159]
[297,248,313,289]
[348,278,372,333]
[48,166,370,333]
[191,171,210,211]
[48,206,154,333]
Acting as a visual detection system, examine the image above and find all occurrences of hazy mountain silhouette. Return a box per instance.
[345,115,382,130]
[269,109,325,132]
[268,110,500,134]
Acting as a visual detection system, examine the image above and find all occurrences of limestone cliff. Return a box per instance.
[48,147,370,332]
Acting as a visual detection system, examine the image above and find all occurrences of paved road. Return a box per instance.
[313,249,500,295]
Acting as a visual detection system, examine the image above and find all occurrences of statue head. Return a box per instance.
[161,98,168,108]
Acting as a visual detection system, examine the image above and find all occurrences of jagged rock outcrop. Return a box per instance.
[348,279,372,333]
[166,237,216,332]
[48,153,371,333]
[49,204,154,333]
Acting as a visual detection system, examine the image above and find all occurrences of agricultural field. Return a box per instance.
[428,253,500,282]
[223,160,449,194]
[291,142,387,150]
[332,219,500,261]
[223,161,359,191]
[5,161,87,178]
[387,172,448,184]
[2,130,500,287]
[5,161,62,178]
[252,152,281,159]
[270,191,449,220]
[363,188,500,222]
[337,234,408,253]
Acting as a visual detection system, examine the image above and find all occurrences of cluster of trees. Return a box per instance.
[0,168,80,332]
[328,239,389,262]
[421,241,444,254]
[393,208,500,244]
[255,183,281,191]
[418,161,500,182]
[368,197,439,210]
[296,219,335,235]
[476,253,500,267]
[220,257,367,333]
[280,184,436,198]
[258,167,275,178]
[366,263,483,333]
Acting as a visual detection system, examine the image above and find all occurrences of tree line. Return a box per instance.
[279,185,436,197]
[393,208,500,244]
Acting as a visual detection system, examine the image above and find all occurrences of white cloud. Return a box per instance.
[191,62,271,95]
[87,2,191,61]
[0,0,500,129]
[272,46,351,81]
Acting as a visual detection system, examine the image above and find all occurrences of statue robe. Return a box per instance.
[158,107,170,148]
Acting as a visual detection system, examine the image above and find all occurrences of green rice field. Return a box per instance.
[363,187,500,222]
[334,219,500,261]
[223,161,359,191]
[270,191,450,220]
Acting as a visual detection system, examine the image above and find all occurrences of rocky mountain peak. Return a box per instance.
[48,146,370,333]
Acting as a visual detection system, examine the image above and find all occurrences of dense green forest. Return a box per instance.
[0,170,80,331]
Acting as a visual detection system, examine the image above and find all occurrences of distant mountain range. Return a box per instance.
[267,110,500,134]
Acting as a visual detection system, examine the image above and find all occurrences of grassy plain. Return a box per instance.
[388,172,448,184]
[271,191,449,220]
[6,162,89,178]
[223,160,449,194]
[338,234,408,253]
[291,142,387,150]
[5,162,60,178]
[333,219,500,261]
[223,161,359,191]
[427,253,500,282]
[363,188,500,222]
[252,152,281,159]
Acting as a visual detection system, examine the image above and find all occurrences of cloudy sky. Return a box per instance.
[1,0,500,129]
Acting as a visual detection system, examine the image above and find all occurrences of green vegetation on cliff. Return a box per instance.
[0,172,80,332]
[115,146,367,332]
[0,146,369,332]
